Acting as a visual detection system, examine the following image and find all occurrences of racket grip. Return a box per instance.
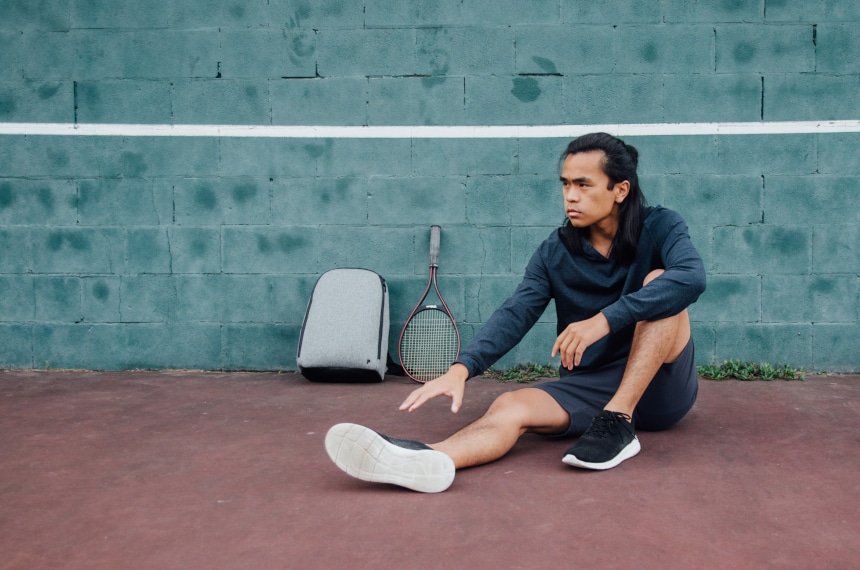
[429,225,441,266]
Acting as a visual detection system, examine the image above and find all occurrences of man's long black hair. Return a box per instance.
[560,132,648,265]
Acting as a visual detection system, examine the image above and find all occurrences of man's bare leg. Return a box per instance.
[603,269,692,417]
[431,388,569,469]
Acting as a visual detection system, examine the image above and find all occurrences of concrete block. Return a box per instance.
[100,137,221,178]
[665,0,763,22]
[21,31,77,80]
[125,228,171,274]
[222,226,319,274]
[168,228,221,274]
[169,0,270,28]
[123,324,222,369]
[716,24,813,72]
[271,0,366,29]
[763,275,858,323]
[0,324,32,368]
[813,324,860,372]
[663,74,761,122]
[174,177,272,226]
[0,179,77,226]
[765,176,859,225]
[659,175,762,227]
[318,139,412,177]
[220,29,315,79]
[562,0,661,23]
[317,227,416,276]
[813,224,859,273]
[816,24,860,72]
[120,276,176,322]
[0,275,34,321]
[0,31,23,78]
[271,78,367,126]
[564,74,664,123]
[614,25,714,73]
[629,136,719,175]
[75,30,220,80]
[34,276,82,321]
[0,136,105,178]
[466,176,514,226]
[172,80,270,125]
[0,0,70,30]
[765,0,860,22]
[219,139,320,178]
[78,179,172,226]
[713,225,810,274]
[688,275,760,322]
[71,0,170,28]
[462,275,526,323]
[511,227,557,272]
[266,275,318,323]
[417,27,514,76]
[369,76,465,126]
[818,133,860,175]
[33,324,124,369]
[272,177,366,226]
[690,323,716,365]
[223,324,301,370]
[30,228,122,274]
[386,276,433,325]
[714,323,812,367]
[317,29,417,77]
[507,175,563,226]
[0,229,30,272]
[82,277,121,323]
[507,322,558,369]
[366,0,466,27]
[460,0,559,25]
[516,138,569,177]
[465,75,565,125]
[76,80,171,123]
[765,73,860,121]
[367,177,466,226]
[515,25,615,75]
[419,225,511,276]
[716,134,817,175]
[0,81,73,122]
[176,275,272,323]
[412,138,516,177]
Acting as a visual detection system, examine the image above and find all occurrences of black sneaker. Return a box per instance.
[562,411,641,470]
[324,423,455,493]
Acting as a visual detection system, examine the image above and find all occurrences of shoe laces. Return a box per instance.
[588,411,632,439]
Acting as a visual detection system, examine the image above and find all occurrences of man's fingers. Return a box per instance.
[450,389,463,413]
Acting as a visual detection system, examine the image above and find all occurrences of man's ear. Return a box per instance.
[614,180,630,203]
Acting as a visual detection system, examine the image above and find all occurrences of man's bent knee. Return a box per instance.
[486,388,569,434]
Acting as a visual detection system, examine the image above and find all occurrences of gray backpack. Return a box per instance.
[296,268,389,382]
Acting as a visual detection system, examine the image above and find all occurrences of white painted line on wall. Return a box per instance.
[0,121,859,138]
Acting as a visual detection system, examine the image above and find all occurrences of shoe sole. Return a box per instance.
[324,423,455,493]
[561,437,641,471]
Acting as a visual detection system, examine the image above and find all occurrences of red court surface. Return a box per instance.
[1,370,858,569]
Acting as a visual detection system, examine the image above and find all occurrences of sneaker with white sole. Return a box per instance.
[562,410,641,470]
[324,423,455,493]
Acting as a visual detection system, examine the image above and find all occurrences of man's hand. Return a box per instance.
[551,312,611,370]
[399,363,470,414]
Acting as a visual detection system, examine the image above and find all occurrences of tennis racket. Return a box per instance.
[398,225,461,383]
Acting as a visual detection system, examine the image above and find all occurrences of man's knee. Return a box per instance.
[644,268,664,286]
[485,389,568,433]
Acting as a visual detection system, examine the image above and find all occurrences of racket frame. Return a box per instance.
[398,226,461,383]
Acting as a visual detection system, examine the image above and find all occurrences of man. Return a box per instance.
[324,132,706,493]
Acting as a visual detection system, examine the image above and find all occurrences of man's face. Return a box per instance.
[560,150,629,230]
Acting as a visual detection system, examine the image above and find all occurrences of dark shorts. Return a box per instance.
[534,339,698,438]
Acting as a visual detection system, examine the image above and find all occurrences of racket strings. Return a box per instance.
[400,309,459,382]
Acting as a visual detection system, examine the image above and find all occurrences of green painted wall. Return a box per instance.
[0,1,857,371]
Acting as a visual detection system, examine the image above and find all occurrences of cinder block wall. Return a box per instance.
[0,1,857,371]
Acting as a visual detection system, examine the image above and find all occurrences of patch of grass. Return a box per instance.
[484,363,559,383]
[698,360,805,381]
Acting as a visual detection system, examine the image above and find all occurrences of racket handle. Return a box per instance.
[429,225,441,267]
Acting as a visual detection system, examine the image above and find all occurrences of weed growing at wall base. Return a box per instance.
[697,361,805,381]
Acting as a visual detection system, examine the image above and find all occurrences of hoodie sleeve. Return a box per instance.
[601,211,706,332]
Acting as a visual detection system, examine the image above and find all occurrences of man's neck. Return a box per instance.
[588,218,618,258]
